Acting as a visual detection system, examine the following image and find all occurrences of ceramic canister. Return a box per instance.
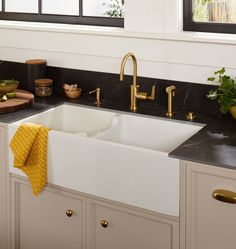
[25,59,47,92]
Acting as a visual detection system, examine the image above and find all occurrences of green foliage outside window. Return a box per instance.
[193,0,214,22]
[103,0,124,18]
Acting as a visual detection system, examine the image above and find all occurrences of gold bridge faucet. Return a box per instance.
[120,52,156,111]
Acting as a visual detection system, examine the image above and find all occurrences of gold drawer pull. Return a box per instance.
[66,209,74,217]
[212,189,236,204]
[101,220,109,228]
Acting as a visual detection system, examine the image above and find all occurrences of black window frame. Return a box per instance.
[0,0,124,27]
[183,0,236,34]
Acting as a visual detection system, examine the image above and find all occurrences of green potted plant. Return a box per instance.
[207,68,236,119]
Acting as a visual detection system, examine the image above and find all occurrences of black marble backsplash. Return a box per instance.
[0,60,220,118]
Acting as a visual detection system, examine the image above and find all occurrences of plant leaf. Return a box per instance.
[207,68,236,114]
[207,77,216,81]
[207,90,218,100]
[215,67,225,75]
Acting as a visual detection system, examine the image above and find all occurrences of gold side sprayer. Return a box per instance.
[166,85,176,117]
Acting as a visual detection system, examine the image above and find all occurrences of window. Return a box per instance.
[0,0,124,27]
[184,0,236,34]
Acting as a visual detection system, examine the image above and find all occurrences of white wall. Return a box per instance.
[0,0,235,85]
[125,0,182,33]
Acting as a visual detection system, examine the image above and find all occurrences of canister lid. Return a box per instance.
[25,59,47,65]
[34,78,53,86]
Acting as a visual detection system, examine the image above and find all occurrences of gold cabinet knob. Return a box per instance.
[66,209,74,217]
[101,220,109,228]
[212,189,236,204]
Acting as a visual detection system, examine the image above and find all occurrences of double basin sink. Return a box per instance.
[8,104,203,217]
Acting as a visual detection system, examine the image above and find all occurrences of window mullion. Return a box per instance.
[2,0,5,12]
[79,0,82,17]
[38,0,42,15]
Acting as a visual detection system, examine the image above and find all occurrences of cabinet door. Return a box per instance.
[11,177,86,249]
[182,161,236,249]
[87,199,179,249]
[0,127,7,249]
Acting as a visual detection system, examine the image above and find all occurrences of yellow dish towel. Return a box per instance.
[10,123,49,196]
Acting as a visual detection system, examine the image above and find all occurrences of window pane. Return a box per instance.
[193,0,236,23]
[83,0,124,17]
[42,0,79,16]
[0,0,2,12]
[5,0,38,13]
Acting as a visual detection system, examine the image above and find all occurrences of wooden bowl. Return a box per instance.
[64,88,81,99]
[0,81,19,94]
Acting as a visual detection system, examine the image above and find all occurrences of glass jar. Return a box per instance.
[34,78,53,97]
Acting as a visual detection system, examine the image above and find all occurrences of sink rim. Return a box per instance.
[11,102,206,128]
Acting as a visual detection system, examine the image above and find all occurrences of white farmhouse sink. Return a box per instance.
[8,104,204,217]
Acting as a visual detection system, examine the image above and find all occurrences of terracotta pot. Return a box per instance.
[229,106,236,119]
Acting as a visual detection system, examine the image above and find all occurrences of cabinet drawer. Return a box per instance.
[185,162,236,249]
[88,199,179,249]
[11,177,86,249]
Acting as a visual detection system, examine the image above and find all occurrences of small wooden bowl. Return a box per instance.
[64,88,81,99]
[0,81,19,94]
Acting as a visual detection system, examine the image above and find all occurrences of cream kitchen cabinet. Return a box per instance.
[0,126,7,249]
[10,176,86,249]
[87,199,179,249]
[11,175,179,249]
[181,161,236,249]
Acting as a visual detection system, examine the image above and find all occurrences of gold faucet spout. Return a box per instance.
[120,52,137,87]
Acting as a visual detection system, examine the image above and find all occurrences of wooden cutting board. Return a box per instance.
[0,90,34,114]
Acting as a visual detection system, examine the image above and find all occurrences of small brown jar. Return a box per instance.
[34,78,53,97]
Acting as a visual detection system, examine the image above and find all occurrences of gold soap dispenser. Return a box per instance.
[89,87,102,106]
